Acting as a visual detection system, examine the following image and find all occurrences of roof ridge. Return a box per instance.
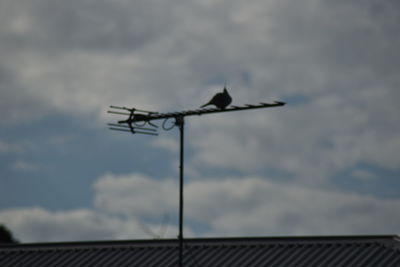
[1,235,399,250]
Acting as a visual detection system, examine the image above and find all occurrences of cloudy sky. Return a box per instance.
[0,0,399,243]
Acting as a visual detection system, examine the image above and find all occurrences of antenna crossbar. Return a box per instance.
[110,101,285,123]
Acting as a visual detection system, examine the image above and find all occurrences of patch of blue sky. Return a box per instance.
[0,113,177,211]
[332,162,400,199]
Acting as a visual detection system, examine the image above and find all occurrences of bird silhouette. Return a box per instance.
[200,87,232,109]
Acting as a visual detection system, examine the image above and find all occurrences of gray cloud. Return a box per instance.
[0,0,177,52]
[181,0,400,183]
[1,0,399,116]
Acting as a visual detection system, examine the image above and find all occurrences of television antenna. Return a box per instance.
[108,88,285,267]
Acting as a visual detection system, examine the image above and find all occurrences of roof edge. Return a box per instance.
[1,235,399,249]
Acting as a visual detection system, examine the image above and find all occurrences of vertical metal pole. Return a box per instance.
[176,116,184,267]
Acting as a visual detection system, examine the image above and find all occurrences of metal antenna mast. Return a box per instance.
[108,99,285,267]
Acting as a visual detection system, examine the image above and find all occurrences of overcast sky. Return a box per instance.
[0,0,399,242]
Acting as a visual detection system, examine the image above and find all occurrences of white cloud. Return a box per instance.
[185,176,400,236]
[0,207,131,242]
[1,172,399,242]
[94,173,178,217]
[0,206,182,242]
[95,173,400,237]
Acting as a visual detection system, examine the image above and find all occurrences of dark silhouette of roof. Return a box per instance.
[1,236,399,266]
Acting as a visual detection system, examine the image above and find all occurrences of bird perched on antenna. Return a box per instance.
[200,86,232,109]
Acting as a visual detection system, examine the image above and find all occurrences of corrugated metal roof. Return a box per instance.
[1,236,399,267]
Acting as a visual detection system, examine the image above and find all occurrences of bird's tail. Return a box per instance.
[200,103,210,108]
